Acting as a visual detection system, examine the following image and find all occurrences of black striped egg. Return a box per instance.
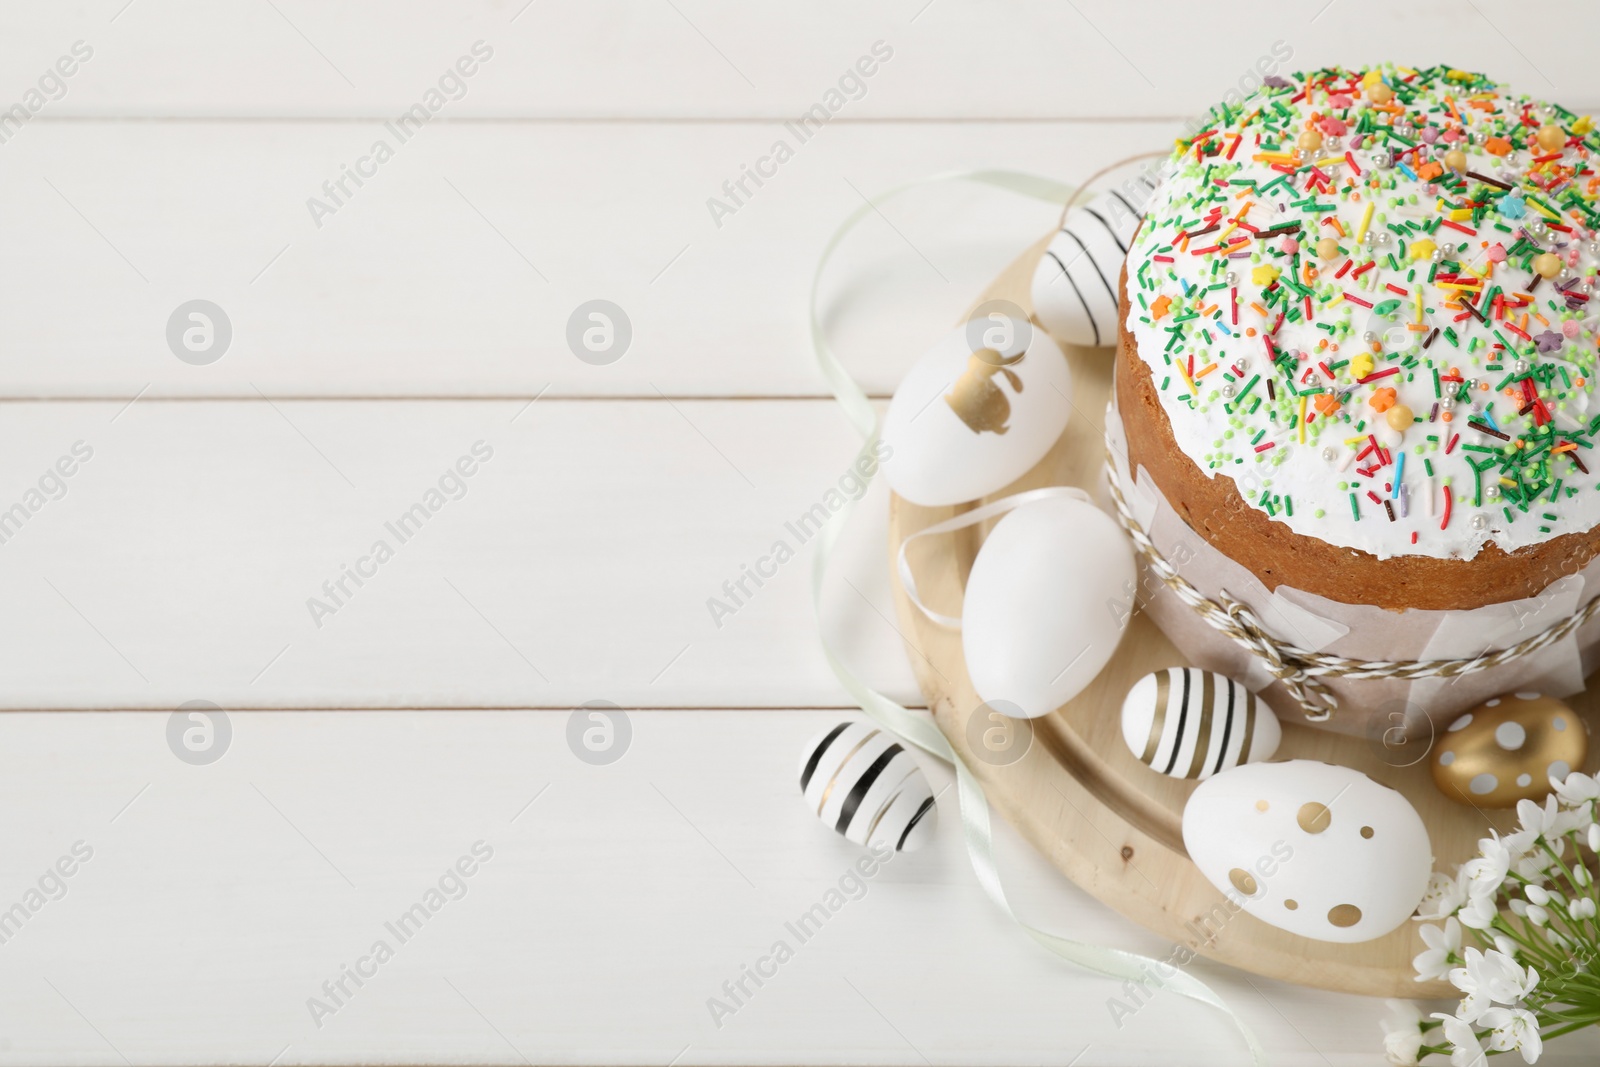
[1120,668,1281,780]
[1030,171,1161,348]
[798,721,937,853]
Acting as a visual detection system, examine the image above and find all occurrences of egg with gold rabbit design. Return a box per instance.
[880,311,1072,507]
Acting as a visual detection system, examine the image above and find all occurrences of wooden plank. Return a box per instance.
[0,119,1165,398]
[4,1,1597,119]
[11,707,1596,1066]
[0,396,922,710]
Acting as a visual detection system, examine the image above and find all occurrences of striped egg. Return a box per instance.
[798,721,937,853]
[1030,171,1161,348]
[1120,668,1281,780]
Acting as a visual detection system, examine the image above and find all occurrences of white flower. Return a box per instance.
[1433,1012,1488,1066]
[1506,796,1562,853]
[1464,834,1513,897]
[1513,848,1556,883]
[1487,950,1539,1001]
[1511,831,1562,879]
[1451,949,1538,1021]
[1552,769,1599,809]
[1589,823,1600,853]
[1479,1005,1543,1063]
[1415,918,1463,981]
[1525,884,1551,906]
[1459,893,1499,930]
[1381,999,1424,1065]
[1493,934,1519,958]
[1571,896,1598,920]
[1416,869,1471,920]
[1526,903,1550,926]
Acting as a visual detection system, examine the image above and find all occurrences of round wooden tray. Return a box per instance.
[887,233,1600,998]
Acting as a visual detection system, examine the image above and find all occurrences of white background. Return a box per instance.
[2,1,1599,1064]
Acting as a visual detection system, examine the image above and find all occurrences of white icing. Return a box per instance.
[1125,65,1600,561]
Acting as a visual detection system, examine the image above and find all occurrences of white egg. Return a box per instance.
[1031,172,1160,347]
[880,316,1071,507]
[961,494,1134,718]
[1121,668,1281,779]
[799,720,937,853]
[1182,760,1433,944]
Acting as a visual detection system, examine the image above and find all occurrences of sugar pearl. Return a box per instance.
[1386,404,1414,432]
[1316,237,1339,260]
[1444,149,1467,173]
[1537,125,1567,151]
[1535,253,1563,278]
[1297,129,1323,152]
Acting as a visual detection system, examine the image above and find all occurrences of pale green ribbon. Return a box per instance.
[807,169,1266,1065]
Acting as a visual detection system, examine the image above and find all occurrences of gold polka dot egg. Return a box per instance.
[1182,760,1432,943]
[1432,693,1588,808]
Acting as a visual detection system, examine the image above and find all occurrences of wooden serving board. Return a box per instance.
[887,233,1600,998]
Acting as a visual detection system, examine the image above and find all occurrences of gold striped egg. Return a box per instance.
[798,721,937,853]
[1432,693,1588,808]
[1120,668,1281,779]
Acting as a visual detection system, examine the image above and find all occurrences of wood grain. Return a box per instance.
[0,121,1164,398]
[0,397,926,710]
[8,1,1600,119]
[19,707,1597,1067]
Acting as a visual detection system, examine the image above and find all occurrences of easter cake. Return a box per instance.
[1117,65,1600,614]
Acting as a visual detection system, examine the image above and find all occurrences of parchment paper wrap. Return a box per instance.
[1105,393,1600,741]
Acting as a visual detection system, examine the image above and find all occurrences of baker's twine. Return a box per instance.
[1103,440,1600,721]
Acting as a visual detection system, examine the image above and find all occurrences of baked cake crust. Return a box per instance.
[1117,262,1600,611]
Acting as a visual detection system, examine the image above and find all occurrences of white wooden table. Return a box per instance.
[4,2,1600,1063]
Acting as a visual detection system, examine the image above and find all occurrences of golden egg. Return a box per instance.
[1432,693,1589,808]
[1297,129,1324,152]
[1536,124,1567,152]
[1444,149,1467,173]
[1316,237,1340,260]
[1534,252,1564,279]
[1368,82,1394,105]
[1385,404,1414,432]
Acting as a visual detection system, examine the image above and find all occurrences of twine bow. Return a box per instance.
[1104,439,1600,721]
